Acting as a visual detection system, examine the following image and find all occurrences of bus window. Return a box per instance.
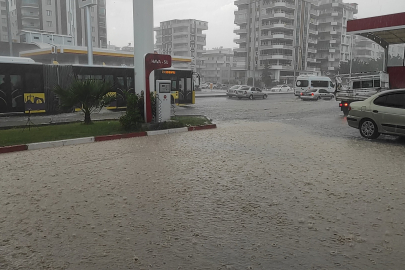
[171,80,177,91]
[311,80,329,87]
[296,80,309,87]
[330,81,335,88]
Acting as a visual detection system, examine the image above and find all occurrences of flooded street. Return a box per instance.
[2,96,405,269]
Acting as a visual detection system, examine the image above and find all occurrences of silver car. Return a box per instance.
[347,89,405,139]
[236,86,267,100]
[300,89,335,101]
[227,85,248,98]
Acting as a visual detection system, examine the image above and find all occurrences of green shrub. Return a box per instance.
[119,93,143,130]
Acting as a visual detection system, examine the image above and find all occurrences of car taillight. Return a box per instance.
[311,93,314,96]
[349,106,351,111]
[300,92,303,96]
[344,103,348,107]
[339,103,342,107]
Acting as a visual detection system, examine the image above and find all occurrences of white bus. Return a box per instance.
[294,75,334,96]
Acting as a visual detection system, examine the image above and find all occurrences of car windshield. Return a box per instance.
[229,85,239,90]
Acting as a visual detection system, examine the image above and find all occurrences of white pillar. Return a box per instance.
[85,5,93,65]
[133,0,154,94]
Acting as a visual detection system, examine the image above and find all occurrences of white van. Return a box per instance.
[294,75,334,96]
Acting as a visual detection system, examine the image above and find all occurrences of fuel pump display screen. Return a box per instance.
[159,83,171,93]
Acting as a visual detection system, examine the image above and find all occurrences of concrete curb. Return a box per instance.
[27,137,95,151]
[0,124,217,155]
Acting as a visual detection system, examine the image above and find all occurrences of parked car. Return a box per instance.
[200,83,209,89]
[347,89,405,139]
[270,84,292,92]
[236,86,267,100]
[300,89,335,101]
[227,85,248,98]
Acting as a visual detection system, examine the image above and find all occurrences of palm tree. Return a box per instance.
[54,80,114,124]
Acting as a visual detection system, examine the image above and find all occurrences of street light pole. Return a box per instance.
[6,0,13,56]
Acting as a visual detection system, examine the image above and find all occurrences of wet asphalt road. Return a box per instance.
[3,94,405,269]
[178,94,405,145]
[179,95,358,139]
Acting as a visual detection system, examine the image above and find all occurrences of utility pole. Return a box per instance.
[6,0,13,56]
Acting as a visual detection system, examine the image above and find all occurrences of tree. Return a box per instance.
[261,62,273,87]
[338,55,405,74]
[54,80,114,124]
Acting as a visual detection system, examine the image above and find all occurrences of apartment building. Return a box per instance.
[317,0,358,72]
[1,0,107,48]
[234,0,358,84]
[154,19,208,70]
[200,47,233,83]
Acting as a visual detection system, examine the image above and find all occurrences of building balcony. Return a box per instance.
[234,0,249,5]
[274,13,295,19]
[234,28,247,34]
[328,67,336,71]
[307,58,317,63]
[234,37,247,44]
[173,38,189,43]
[234,47,247,53]
[235,16,248,24]
[328,57,336,62]
[261,54,293,60]
[308,48,317,53]
[332,12,342,17]
[331,21,338,26]
[21,3,39,9]
[308,39,318,44]
[261,44,293,50]
[272,2,296,9]
[263,23,295,30]
[329,39,337,44]
[310,10,319,16]
[330,31,338,35]
[173,30,190,35]
[270,65,293,70]
[272,33,294,40]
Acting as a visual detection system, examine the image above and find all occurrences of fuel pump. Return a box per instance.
[155,80,171,122]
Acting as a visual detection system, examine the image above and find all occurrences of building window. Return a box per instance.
[92,27,95,32]
[46,10,52,16]
[47,21,52,27]
[47,0,51,5]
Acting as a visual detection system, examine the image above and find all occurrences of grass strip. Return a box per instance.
[0,116,211,147]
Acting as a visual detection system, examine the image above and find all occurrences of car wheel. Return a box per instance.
[263,94,267,99]
[238,97,242,100]
[317,96,321,100]
[360,119,380,139]
[330,95,335,100]
[249,95,253,100]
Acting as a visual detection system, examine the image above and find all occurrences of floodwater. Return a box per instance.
[1,121,405,269]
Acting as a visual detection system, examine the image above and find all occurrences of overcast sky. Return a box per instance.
[106,0,405,49]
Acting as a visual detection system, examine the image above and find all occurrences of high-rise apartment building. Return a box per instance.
[154,19,208,70]
[200,48,233,83]
[317,0,357,72]
[234,0,358,84]
[0,0,107,48]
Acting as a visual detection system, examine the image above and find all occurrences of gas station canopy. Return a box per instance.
[347,12,405,49]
